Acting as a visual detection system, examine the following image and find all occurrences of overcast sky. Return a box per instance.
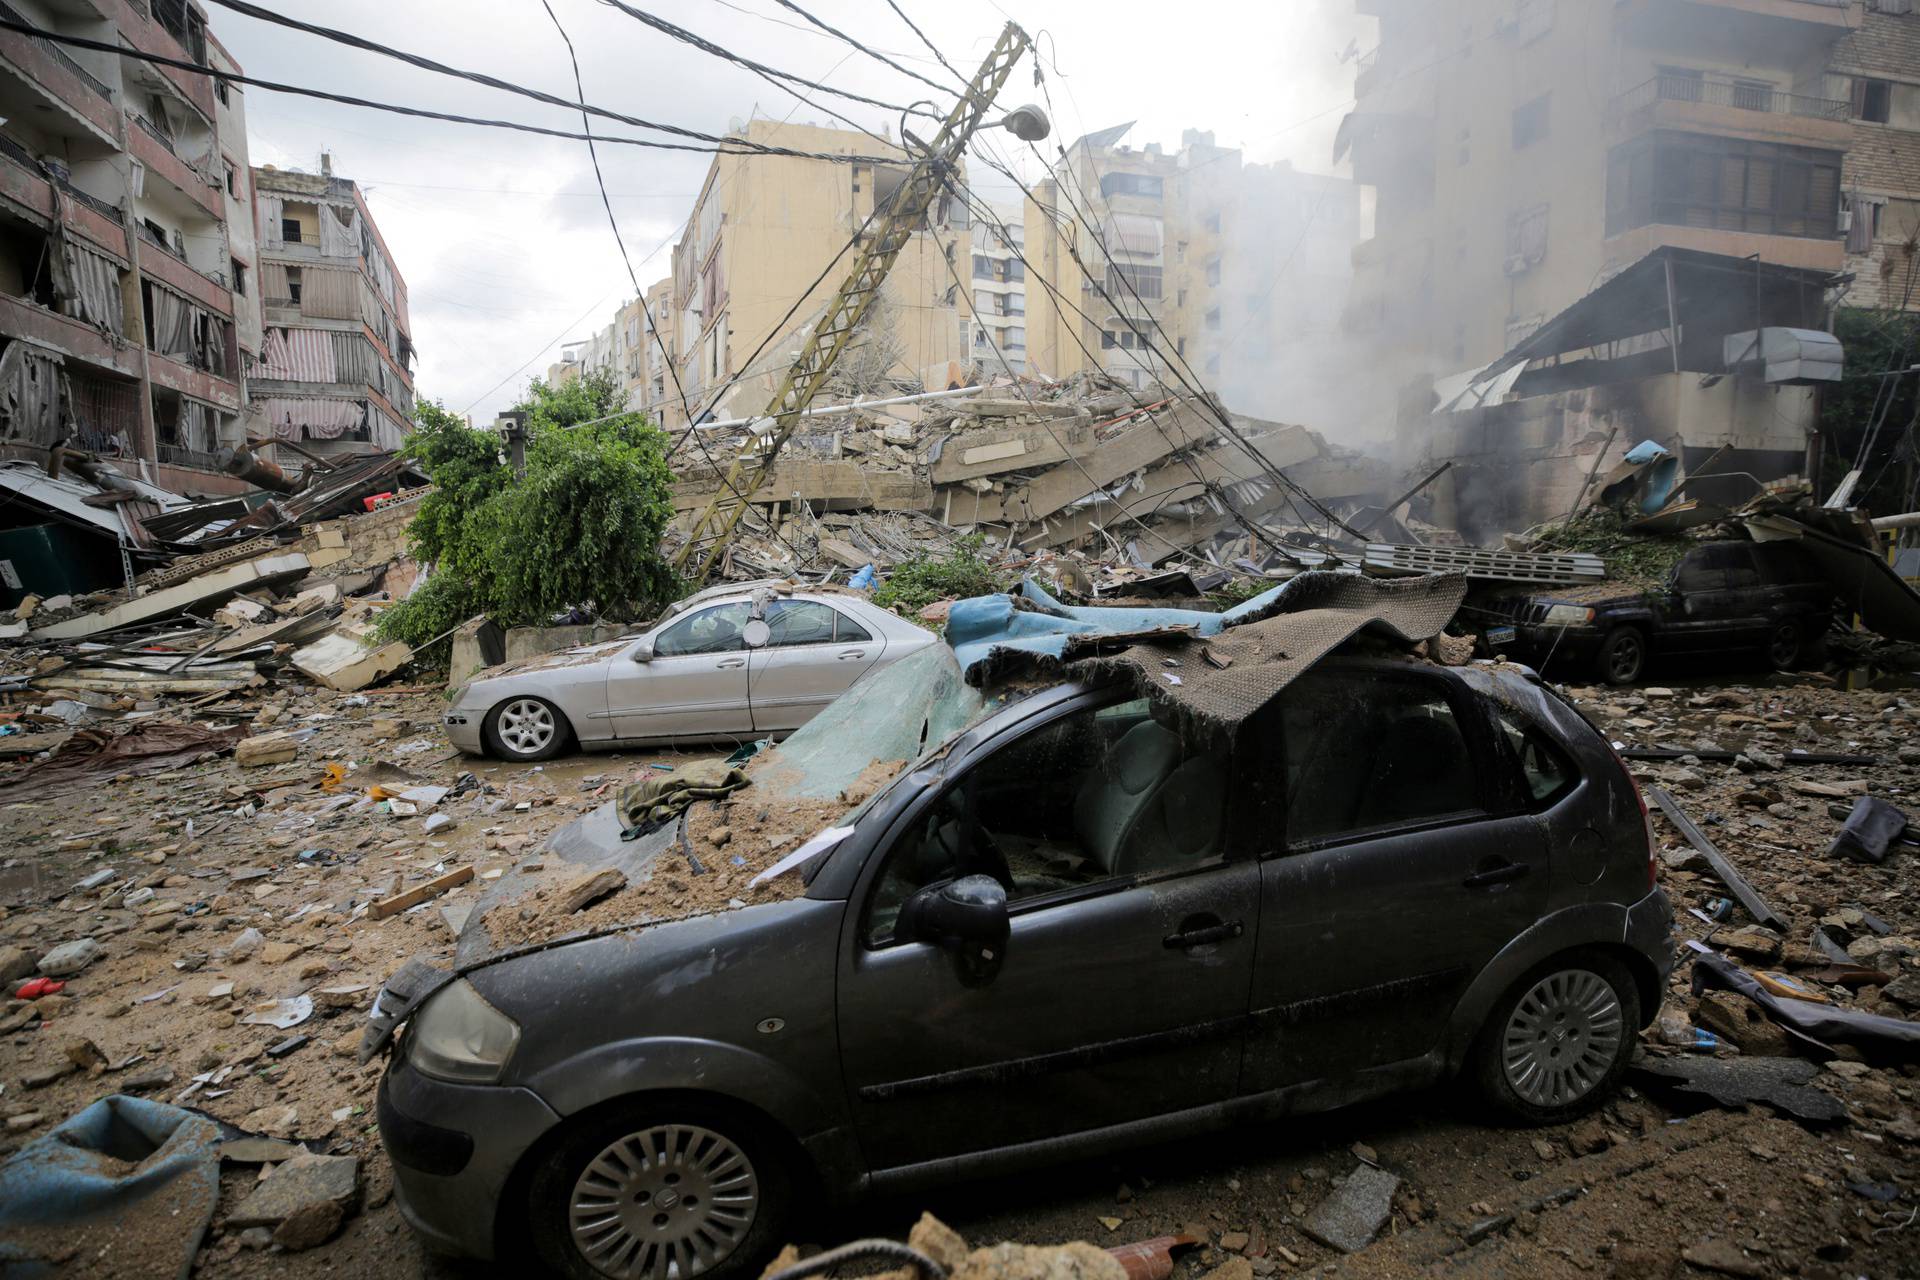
[213,0,1370,424]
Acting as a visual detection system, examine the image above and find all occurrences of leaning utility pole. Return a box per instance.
[673,22,1041,579]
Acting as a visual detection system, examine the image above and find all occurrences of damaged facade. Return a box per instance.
[0,0,253,491]
[250,157,416,462]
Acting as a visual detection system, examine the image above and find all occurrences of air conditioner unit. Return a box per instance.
[1722,327,1843,385]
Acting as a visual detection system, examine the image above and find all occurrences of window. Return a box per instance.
[1656,66,1705,103]
[1101,330,1117,349]
[1854,78,1892,124]
[1005,326,1025,349]
[1730,79,1773,113]
[1512,93,1550,149]
[285,266,302,304]
[1204,256,1221,286]
[762,600,839,647]
[654,602,751,657]
[281,218,302,244]
[1202,210,1221,234]
[1204,306,1221,332]
[230,257,245,296]
[1493,709,1575,805]
[861,697,1230,946]
[1006,259,1025,283]
[223,163,237,197]
[1099,172,1164,200]
[1105,263,1162,300]
[1277,670,1480,845]
[972,253,994,278]
[1672,547,1727,593]
[215,79,229,107]
[1006,293,1024,316]
[1605,132,1841,240]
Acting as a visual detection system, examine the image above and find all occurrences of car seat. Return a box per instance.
[1073,720,1226,877]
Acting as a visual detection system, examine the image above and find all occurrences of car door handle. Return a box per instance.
[836,649,867,660]
[1163,921,1244,949]
[1463,860,1530,889]
[717,657,746,669]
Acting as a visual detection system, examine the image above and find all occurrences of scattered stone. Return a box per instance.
[0,945,33,984]
[1301,1163,1399,1253]
[558,867,627,914]
[1680,1238,1767,1278]
[260,940,304,965]
[228,1151,360,1232]
[235,732,299,767]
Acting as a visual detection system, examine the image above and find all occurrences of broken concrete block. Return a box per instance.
[235,732,299,767]
[1301,1163,1399,1253]
[292,632,411,692]
[559,867,626,914]
[0,945,33,984]
[32,553,310,641]
[228,1151,359,1234]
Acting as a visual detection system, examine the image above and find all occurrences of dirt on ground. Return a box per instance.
[0,672,1916,1278]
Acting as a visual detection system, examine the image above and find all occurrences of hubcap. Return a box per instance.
[1502,969,1623,1108]
[568,1124,758,1280]
[1771,627,1797,665]
[1608,638,1641,682]
[498,699,556,755]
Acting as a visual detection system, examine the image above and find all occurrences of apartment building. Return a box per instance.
[967,205,1026,374]
[1830,4,1920,311]
[1343,0,1859,401]
[654,118,970,429]
[1343,0,1879,531]
[1022,125,1360,422]
[0,0,254,491]
[251,156,415,462]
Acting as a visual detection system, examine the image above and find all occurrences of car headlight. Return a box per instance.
[407,978,520,1083]
[1542,604,1595,627]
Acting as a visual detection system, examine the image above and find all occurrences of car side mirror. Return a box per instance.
[630,641,654,663]
[742,619,772,649]
[896,874,1008,986]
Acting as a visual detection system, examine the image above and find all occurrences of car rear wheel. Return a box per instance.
[1471,952,1639,1125]
[1597,627,1645,685]
[527,1102,790,1280]
[1767,621,1802,671]
[485,696,571,762]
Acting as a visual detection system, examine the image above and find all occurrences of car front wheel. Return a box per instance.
[484,696,571,762]
[1472,953,1639,1125]
[527,1102,790,1280]
[1596,627,1645,685]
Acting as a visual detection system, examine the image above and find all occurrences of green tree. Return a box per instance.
[378,377,681,662]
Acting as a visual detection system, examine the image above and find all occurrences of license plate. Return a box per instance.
[1486,625,1517,646]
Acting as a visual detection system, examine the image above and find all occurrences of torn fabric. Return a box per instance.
[0,722,244,801]
[616,760,750,840]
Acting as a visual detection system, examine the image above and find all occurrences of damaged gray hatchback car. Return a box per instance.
[369,596,1673,1280]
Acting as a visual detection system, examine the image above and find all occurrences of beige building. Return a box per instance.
[1343,0,1860,408]
[651,119,970,429]
[1022,126,1361,426]
[1830,5,1920,312]
[251,157,415,463]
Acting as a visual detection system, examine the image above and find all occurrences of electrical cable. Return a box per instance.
[0,18,899,162]
[884,0,971,90]
[201,0,918,158]
[767,0,958,98]
[538,0,810,567]
[591,0,939,119]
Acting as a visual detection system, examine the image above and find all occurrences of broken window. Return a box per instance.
[1204,306,1221,332]
[1105,263,1162,300]
[223,163,237,196]
[1492,708,1575,805]
[1505,203,1550,271]
[1852,78,1892,124]
[1604,132,1840,239]
[1845,195,1885,253]
[1511,93,1550,149]
[1205,256,1222,286]
[285,266,302,304]
[230,258,245,295]
[860,696,1232,946]
[1276,670,1482,845]
[281,218,302,244]
[1099,172,1163,200]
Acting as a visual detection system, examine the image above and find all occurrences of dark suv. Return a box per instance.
[370,654,1672,1280]
[1482,539,1837,685]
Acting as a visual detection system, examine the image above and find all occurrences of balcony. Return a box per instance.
[1610,74,1852,151]
[127,112,219,217]
[0,10,120,144]
[1618,0,1854,42]
[0,1,113,101]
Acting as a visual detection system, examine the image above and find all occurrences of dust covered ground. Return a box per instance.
[1,673,1917,1278]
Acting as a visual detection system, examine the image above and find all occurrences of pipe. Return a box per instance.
[1871,511,1920,531]
[219,444,299,493]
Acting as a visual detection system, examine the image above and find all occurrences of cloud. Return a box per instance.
[215,0,1371,422]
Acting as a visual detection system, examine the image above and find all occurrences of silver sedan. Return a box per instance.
[443,582,938,761]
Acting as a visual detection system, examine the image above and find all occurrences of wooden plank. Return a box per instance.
[368,866,475,921]
[1646,786,1784,929]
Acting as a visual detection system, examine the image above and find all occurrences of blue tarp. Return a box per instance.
[0,1095,221,1278]
[1622,440,1680,514]
[947,577,1314,681]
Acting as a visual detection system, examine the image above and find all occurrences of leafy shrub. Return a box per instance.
[872,536,1010,614]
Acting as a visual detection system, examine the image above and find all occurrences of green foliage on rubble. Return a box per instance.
[872,535,1011,615]
[1818,308,1920,518]
[1533,506,1691,586]
[376,374,680,664]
